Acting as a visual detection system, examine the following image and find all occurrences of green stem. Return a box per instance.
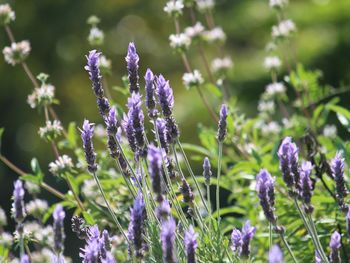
[279,231,298,263]
[206,183,212,230]
[216,142,223,225]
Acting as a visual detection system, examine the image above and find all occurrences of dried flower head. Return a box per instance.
[3,40,30,66]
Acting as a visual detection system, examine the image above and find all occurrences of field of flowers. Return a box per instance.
[0,0,350,262]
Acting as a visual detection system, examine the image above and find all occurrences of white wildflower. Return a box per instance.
[182,70,204,88]
[0,207,6,226]
[94,124,107,138]
[265,82,286,97]
[196,0,215,12]
[31,248,54,263]
[323,125,337,138]
[27,83,55,109]
[88,27,104,46]
[164,0,184,16]
[282,118,294,129]
[272,19,296,39]
[25,181,40,195]
[82,179,103,204]
[203,27,226,43]
[49,155,73,176]
[184,22,205,40]
[38,120,63,140]
[0,232,13,247]
[264,56,281,71]
[26,199,48,218]
[98,55,112,74]
[169,33,191,51]
[269,0,288,8]
[211,57,233,73]
[0,4,15,25]
[258,100,275,113]
[261,121,281,136]
[3,40,30,66]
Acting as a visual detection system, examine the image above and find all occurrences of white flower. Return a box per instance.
[203,27,226,43]
[196,0,215,12]
[323,125,337,138]
[261,121,281,136]
[98,55,112,73]
[49,155,73,176]
[38,120,63,140]
[22,222,54,247]
[3,40,30,66]
[184,22,205,40]
[182,69,204,88]
[269,0,288,8]
[282,118,293,129]
[27,83,55,109]
[88,27,104,46]
[264,56,281,71]
[25,181,40,195]
[258,100,275,113]
[0,4,15,25]
[211,57,233,73]
[265,82,286,97]
[26,199,49,218]
[94,124,107,138]
[169,33,191,51]
[82,179,103,205]
[0,232,13,247]
[164,0,184,16]
[31,248,54,263]
[0,207,6,226]
[272,19,296,39]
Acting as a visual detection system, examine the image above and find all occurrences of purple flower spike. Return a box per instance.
[184,225,198,263]
[122,113,138,153]
[231,228,242,254]
[156,199,171,220]
[20,255,29,263]
[129,192,146,258]
[300,161,314,213]
[156,75,174,117]
[52,255,67,263]
[106,107,119,134]
[80,239,100,263]
[256,169,276,224]
[315,251,322,263]
[127,92,145,153]
[347,206,350,240]
[277,137,300,191]
[156,118,169,153]
[329,231,341,263]
[53,205,65,253]
[241,220,256,258]
[203,157,212,185]
[81,119,97,173]
[147,144,164,200]
[125,42,140,94]
[269,245,283,263]
[145,68,158,118]
[85,50,103,98]
[331,152,348,200]
[161,217,177,263]
[180,178,194,205]
[217,104,228,142]
[12,179,26,222]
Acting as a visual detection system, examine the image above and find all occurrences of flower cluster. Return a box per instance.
[2,40,30,66]
[49,155,74,176]
[0,4,15,25]
[38,120,63,141]
[27,83,55,109]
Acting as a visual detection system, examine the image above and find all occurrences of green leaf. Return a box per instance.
[66,173,79,195]
[83,211,96,225]
[21,174,41,184]
[327,104,350,132]
[205,83,222,98]
[67,122,78,148]
[180,143,212,157]
[30,158,44,182]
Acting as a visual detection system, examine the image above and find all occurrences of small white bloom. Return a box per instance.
[264,56,281,71]
[184,22,205,40]
[203,27,226,43]
[49,155,73,176]
[0,232,13,247]
[272,19,296,39]
[3,40,31,66]
[196,0,215,12]
[27,83,55,109]
[211,57,233,73]
[182,69,204,88]
[0,4,15,25]
[98,55,112,73]
[164,0,184,16]
[258,100,275,113]
[82,179,103,205]
[323,125,337,138]
[282,118,293,129]
[25,181,40,195]
[265,82,286,97]
[26,199,49,218]
[31,248,54,263]
[269,0,288,8]
[88,27,104,46]
[169,33,191,51]
[0,207,7,226]
[261,121,281,136]
[38,120,63,140]
[94,124,107,138]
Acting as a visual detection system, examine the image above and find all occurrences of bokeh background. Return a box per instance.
[1,0,350,260]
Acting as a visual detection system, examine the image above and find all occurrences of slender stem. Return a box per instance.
[41,182,65,200]
[113,158,136,199]
[65,174,85,212]
[4,25,15,43]
[21,62,39,88]
[195,85,218,122]
[279,232,298,263]
[176,139,209,213]
[269,223,272,251]
[92,172,129,243]
[216,142,223,224]
[206,183,212,230]
[19,232,25,257]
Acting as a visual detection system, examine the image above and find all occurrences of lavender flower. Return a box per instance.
[53,205,65,253]
[96,96,111,117]
[180,178,194,206]
[241,220,256,258]
[12,180,26,222]
[231,229,242,254]
[300,161,314,213]
[277,137,300,191]
[256,169,277,224]
[102,230,111,252]
[145,68,158,118]
[347,206,350,240]
[52,255,67,263]
[315,251,322,263]
[184,225,198,263]
[156,75,174,117]
[161,217,177,263]
[331,152,348,200]
[329,231,341,263]
[269,245,283,263]
[80,238,100,263]
[129,192,146,258]
[148,144,164,200]
[81,119,97,173]
[203,157,212,185]
[20,255,29,263]
[125,43,140,94]
[122,113,138,153]
[156,199,171,220]
[156,118,169,153]
[106,107,119,134]
[217,104,228,142]
[85,50,103,98]
[165,116,180,143]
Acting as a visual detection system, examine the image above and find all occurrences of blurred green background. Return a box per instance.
[1,0,350,260]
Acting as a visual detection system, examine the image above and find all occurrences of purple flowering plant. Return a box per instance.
[0,0,350,262]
